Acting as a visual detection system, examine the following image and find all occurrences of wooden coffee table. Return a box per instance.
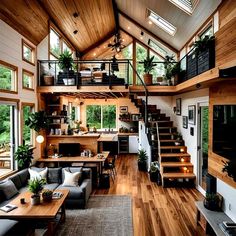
[0,189,69,235]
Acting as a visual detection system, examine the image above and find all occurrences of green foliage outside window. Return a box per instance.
[0,65,14,91]
[23,45,32,62]
[23,106,32,145]
[0,105,10,143]
[136,43,147,84]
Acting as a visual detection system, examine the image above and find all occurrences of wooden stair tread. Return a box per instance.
[160,153,190,157]
[160,139,178,142]
[161,162,193,167]
[162,173,196,178]
[160,146,186,149]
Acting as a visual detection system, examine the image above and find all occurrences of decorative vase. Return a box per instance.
[203,199,220,211]
[143,74,153,85]
[31,194,40,205]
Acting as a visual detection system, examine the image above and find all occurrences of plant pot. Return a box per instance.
[138,162,147,171]
[43,76,54,86]
[63,78,75,85]
[42,194,52,202]
[143,74,153,85]
[203,199,220,211]
[149,171,158,182]
[31,194,40,205]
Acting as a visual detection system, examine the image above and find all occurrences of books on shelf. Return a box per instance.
[0,204,17,213]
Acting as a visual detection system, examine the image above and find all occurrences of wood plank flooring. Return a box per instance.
[92,154,206,236]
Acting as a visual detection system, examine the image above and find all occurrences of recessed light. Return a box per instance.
[73,30,78,34]
[140,36,143,40]
[93,52,96,56]
[148,20,153,25]
[127,26,130,30]
[73,12,79,18]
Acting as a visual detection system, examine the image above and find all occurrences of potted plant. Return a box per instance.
[14,144,34,169]
[43,73,54,86]
[28,178,46,205]
[25,111,49,133]
[143,55,156,85]
[163,55,176,85]
[193,35,215,54]
[204,193,220,211]
[137,149,148,171]
[42,189,53,202]
[149,161,159,182]
[222,160,236,182]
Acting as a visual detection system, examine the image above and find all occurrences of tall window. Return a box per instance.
[22,39,35,65]
[22,69,34,90]
[86,105,116,130]
[0,101,17,176]
[150,51,165,84]
[0,60,17,93]
[199,25,213,39]
[22,104,34,146]
[136,43,148,84]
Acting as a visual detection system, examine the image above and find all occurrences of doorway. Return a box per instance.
[197,103,209,193]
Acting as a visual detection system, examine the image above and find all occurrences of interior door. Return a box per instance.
[197,103,209,192]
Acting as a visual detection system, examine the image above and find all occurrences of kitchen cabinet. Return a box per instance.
[129,135,139,153]
[118,136,129,153]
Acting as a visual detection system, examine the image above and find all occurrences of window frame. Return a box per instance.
[22,69,34,91]
[0,60,18,94]
[198,21,214,39]
[22,39,35,66]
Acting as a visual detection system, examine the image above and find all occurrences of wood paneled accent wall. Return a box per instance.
[215,0,236,68]
[209,81,236,189]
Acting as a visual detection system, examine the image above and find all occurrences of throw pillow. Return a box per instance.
[62,169,81,187]
[0,180,18,200]
[48,168,62,184]
[29,167,48,181]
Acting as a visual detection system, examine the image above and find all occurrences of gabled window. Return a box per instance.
[22,69,34,90]
[0,60,17,93]
[168,0,199,15]
[22,39,35,65]
[147,9,177,36]
[148,39,168,58]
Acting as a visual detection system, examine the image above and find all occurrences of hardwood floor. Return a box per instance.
[92,154,206,236]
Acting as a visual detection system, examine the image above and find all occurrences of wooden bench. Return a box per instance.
[196,201,234,236]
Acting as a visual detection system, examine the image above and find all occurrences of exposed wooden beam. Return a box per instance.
[118,10,178,53]
[81,30,116,56]
[112,0,119,33]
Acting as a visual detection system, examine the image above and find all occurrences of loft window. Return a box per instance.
[199,24,213,39]
[50,28,60,58]
[22,39,35,65]
[168,0,199,15]
[86,105,116,130]
[0,60,17,93]
[147,9,177,36]
[148,39,168,58]
[62,41,72,53]
[22,69,34,90]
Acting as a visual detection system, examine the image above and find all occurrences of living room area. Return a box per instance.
[0,0,236,236]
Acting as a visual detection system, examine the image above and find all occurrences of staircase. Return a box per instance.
[130,93,196,187]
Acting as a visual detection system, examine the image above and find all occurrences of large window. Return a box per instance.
[22,104,34,146]
[86,105,116,130]
[150,51,165,84]
[136,43,148,84]
[0,60,17,93]
[22,69,34,90]
[22,39,35,65]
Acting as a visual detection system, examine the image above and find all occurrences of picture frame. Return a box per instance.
[188,105,196,125]
[120,106,128,113]
[176,98,181,115]
[182,116,188,129]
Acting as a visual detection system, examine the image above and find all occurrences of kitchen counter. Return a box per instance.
[118,133,139,136]
[47,133,100,138]
[97,133,118,142]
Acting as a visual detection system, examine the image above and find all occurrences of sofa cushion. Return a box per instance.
[62,169,81,187]
[8,174,22,190]
[0,219,18,236]
[0,180,18,200]
[56,185,84,199]
[48,168,62,184]
[44,183,59,191]
[17,169,30,187]
[62,167,82,183]
[29,167,48,181]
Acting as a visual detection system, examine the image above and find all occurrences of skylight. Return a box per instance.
[168,0,199,15]
[147,9,177,36]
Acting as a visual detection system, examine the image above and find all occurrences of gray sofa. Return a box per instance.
[0,167,92,236]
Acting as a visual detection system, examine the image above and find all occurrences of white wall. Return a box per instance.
[37,36,49,60]
[0,19,40,160]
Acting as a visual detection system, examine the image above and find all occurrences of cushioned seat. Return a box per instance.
[0,219,18,236]
[44,183,59,191]
[56,185,84,199]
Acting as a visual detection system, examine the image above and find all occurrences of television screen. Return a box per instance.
[59,143,80,157]
[213,105,236,159]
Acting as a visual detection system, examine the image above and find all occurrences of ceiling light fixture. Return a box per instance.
[73,30,78,34]
[127,26,130,30]
[148,20,153,25]
[73,12,79,18]
[147,9,177,36]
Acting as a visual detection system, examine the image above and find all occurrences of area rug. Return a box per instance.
[56,195,133,236]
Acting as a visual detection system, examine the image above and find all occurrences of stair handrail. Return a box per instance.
[128,61,149,130]
[155,121,161,164]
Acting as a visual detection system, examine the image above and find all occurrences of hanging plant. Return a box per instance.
[222,159,236,182]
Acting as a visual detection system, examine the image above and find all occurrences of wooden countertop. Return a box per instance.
[97,134,118,142]
[118,133,138,136]
[47,133,100,138]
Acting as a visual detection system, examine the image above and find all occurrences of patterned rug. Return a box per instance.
[56,195,133,236]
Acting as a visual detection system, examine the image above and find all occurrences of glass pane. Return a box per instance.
[150,51,165,84]
[136,43,147,84]
[50,29,60,57]
[23,45,32,62]
[23,106,33,145]
[86,105,101,129]
[200,26,213,39]
[102,105,116,129]
[149,40,168,58]
[0,104,11,176]
[63,41,71,53]
[23,73,33,89]
[0,64,15,91]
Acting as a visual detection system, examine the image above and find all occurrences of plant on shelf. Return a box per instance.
[222,159,236,182]
[25,111,49,133]
[142,55,157,85]
[14,144,34,170]
[137,149,148,171]
[203,192,220,211]
[28,178,46,205]
[58,50,74,71]
[149,161,160,182]
[42,189,53,202]
[163,55,176,85]
[193,35,215,54]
